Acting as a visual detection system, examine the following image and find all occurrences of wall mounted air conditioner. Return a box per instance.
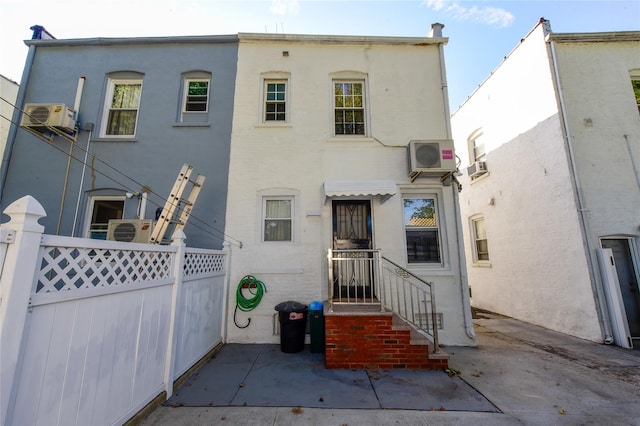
[106,219,154,243]
[408,140,456,176]
[20,103,76,133]
[467,161,488,178]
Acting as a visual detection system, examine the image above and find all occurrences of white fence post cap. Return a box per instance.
[1,195,46,232]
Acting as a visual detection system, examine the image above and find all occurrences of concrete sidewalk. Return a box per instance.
[141,312,640,425]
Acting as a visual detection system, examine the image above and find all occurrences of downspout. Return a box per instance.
[452,179,475,340]
[71,124,92,237]
[624,134,640,192]
[547,36,614,344]
[432,23,475,339]
[0,45,37,205]
[56,77,85,235]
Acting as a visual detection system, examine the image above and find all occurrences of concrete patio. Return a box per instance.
[141,311,640,425]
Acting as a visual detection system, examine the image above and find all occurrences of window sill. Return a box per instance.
[326,136,375,143]
[91,137,138,143]
[472,261,492,268]
[405,264,454,275]
[255,123,292,128]
[172,122,211,128]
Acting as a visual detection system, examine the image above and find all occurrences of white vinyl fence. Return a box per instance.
[0,196,229,426]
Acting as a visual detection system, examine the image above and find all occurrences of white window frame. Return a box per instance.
[84,196,125,239]
[470,215,490,265]
[333,79,367,137]
[182,78,210,113]
[631,74,640,116]
[403,196,442,265]
[263,79,288,122]
[262,196,294,243]
[468,130,486,163]
[100,78,143,138]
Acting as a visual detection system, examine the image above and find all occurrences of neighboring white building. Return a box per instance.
[451,19,640,346]
[224,27,476,348]
[0,74,19,161]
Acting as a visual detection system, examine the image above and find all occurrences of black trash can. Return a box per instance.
[308,301,325,353]
[275,301,308,353]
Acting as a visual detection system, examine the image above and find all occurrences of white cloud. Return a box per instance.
[270,0,300,16]
[423,0,514,28]
[423,0,447,12]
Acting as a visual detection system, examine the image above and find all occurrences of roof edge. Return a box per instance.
[23,32,450,48]
[238,32,448,45]
[24,34,239,47]
[548,31,640,43]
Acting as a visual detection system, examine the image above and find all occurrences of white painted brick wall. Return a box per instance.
[225,36,474,345]
[450,24,640,342]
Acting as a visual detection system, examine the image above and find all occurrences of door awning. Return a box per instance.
[323,180,397,204]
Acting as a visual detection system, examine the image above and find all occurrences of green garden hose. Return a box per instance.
[234,275,267,328]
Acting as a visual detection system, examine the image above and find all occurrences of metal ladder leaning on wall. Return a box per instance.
[149,164,206,245]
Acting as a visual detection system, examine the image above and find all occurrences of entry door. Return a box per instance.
[332,200,374,299]
[332,200,372,250]
[602,239,640,339]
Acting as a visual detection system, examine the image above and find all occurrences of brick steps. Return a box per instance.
[324,305,448,370]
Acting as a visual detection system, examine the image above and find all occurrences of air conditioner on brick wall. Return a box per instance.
[407,140,456,176]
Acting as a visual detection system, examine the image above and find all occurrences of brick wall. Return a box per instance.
[324,311,448,370]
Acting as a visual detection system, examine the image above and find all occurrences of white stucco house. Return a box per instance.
[451,19,640,347]
[224,25,476,359]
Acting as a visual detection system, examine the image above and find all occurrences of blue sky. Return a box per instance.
[1,0,638,109]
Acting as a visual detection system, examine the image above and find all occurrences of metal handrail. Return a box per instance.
[379,256,439,352]
[326,249,439,352]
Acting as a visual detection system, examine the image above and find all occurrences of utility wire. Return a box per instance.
[2,100,244,247]
[0,102,243,247]
[1,110,240,246]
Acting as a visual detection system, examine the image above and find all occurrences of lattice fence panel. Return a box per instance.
[36,245,174,293]
[183,252,225,277]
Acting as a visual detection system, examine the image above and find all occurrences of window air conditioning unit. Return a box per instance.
[467,161,488,178]
[106,219,154,243]
[408,140,456,176]
[20,103,76,133]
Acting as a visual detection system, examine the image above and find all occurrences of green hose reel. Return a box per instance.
[234,275,267,328]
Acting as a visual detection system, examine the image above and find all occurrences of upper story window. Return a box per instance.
[470,133,486,162]
[178,71,212,125]
[471,216,490,263]
[334,81,365,136]
[473,138,485,162]
[102,78,143,137]
[259,72,290,126]
[403,197,441,264]
[263,197,293,242]
[183,79,210,112]
[264,80,287,121]
[632,79,640,115]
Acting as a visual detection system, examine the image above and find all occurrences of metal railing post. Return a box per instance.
[430,289,439,352]
[327,249,334,311]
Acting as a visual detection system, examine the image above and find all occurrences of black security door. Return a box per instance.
[331,200,374,299]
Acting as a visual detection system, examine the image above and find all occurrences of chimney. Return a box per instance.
[428,23,444,38]
[30,25,56,40]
